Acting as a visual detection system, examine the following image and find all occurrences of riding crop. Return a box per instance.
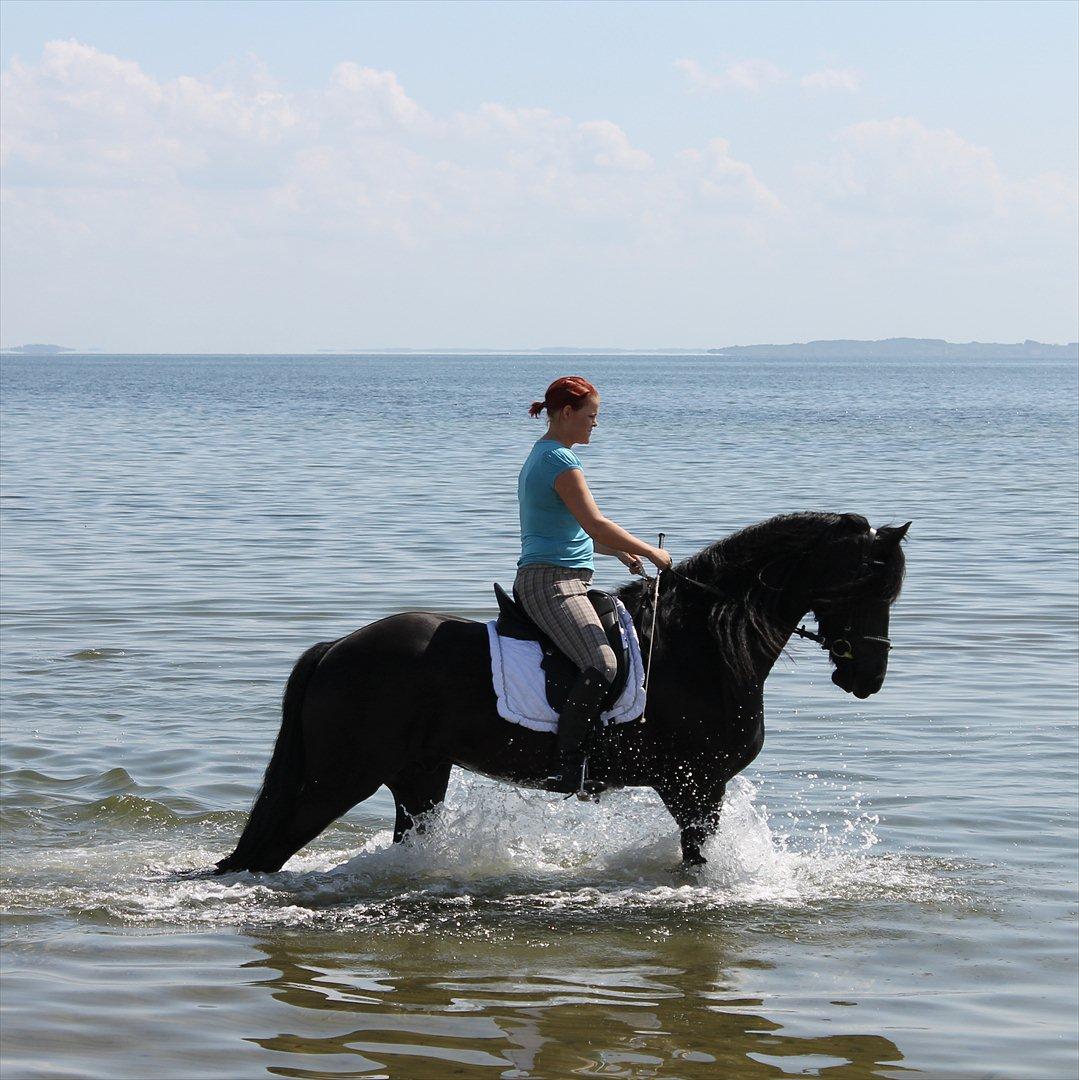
[641,532,664,723]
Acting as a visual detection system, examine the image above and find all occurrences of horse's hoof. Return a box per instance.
[173,867,218,880]
[669,860,705,877]
[682,853,707,867]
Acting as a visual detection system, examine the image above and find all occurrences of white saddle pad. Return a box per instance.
[486,598,646,732]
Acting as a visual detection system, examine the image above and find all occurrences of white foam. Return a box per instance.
[3,773,969,930]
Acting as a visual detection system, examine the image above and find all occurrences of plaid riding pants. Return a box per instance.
[513,564,618,685]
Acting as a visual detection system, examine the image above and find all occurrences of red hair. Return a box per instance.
[528,376,598,418]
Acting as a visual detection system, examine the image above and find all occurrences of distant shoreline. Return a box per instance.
[3,337,1077,360]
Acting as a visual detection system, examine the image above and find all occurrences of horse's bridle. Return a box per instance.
[789,526,894,661]
[660,525,894,663]
[790,620,891,663]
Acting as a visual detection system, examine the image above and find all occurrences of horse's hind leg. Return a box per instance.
[388,761,453,843]
[248,776,383,872]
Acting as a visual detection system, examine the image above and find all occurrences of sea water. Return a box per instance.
[1,353,1076,1078]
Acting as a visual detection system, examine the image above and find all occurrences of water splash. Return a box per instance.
[3,772,971,933]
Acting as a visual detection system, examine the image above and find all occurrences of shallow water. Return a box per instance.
[1,353,1077,1078]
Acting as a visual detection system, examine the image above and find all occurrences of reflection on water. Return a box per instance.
[2,922,915,1079]
[0,771,993,1077]
[247,931,909,1079]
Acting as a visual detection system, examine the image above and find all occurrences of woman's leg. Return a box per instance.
[513,565,618,683]
[513,565,617,796]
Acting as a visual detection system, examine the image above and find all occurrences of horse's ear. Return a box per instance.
[876,521,911,547]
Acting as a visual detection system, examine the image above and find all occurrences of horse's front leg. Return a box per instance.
[388,760,454,843]
[656,779,726,866]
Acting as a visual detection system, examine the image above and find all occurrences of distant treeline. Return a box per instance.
[707,338,1079,360]
[5,338,1078,359]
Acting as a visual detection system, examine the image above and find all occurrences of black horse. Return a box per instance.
[216,512,908,874]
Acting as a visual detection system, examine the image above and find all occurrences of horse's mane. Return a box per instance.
[618,511,906,685]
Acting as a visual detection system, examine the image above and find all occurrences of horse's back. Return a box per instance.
[312,610,488,700]
[323,609,460,657]
[294,612,490,771]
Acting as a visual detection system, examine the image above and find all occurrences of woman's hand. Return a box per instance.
[617,551,646,576]
[647,546,672,572]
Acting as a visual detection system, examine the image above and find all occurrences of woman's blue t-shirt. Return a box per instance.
[517,440,595,570]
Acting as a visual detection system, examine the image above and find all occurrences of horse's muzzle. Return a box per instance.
[832,666,884,699]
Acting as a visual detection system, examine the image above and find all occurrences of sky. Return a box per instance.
[1,0,1076,351]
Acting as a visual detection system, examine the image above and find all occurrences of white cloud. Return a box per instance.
[0,39,300,187]
[1,39,777,253]
[2,42,1072,349]
[676,58,787,94]
[807,116,1003,217]
[678,138,785,213]
[678,59,862,95]
[578,120,653,171]
[801,68,861,92]
[793,115,1077,267]
[805,117,1007,217]
[448,105,652,175]
[325,62,432,132]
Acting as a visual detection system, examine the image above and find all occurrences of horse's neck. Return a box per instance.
[659,551,813,689]
[750,590,811,679]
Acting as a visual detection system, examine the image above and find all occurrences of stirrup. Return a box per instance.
[564,757,605,802]
[546,755,605,800]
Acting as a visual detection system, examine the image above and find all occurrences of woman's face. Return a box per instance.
[562,394,600,445]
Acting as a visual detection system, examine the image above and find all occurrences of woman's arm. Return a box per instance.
[594,541,646,574]
[554,469,671,570]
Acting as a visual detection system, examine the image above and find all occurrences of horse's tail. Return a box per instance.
[214,640,334,874]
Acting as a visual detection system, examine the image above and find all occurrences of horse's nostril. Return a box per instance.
[852,673,885,699]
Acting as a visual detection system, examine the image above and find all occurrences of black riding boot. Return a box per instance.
[546,667,610,799]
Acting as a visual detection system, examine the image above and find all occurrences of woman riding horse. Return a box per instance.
[214,431,908,874]
[515,376,671,796]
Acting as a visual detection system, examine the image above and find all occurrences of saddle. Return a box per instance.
[492,584,631,713]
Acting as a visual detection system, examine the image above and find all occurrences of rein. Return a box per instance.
[640,533,665,723]
[664,564,725,597]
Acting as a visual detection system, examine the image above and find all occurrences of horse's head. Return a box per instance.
[809,518,909,700]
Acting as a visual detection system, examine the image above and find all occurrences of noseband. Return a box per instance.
[790,621,891,662]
